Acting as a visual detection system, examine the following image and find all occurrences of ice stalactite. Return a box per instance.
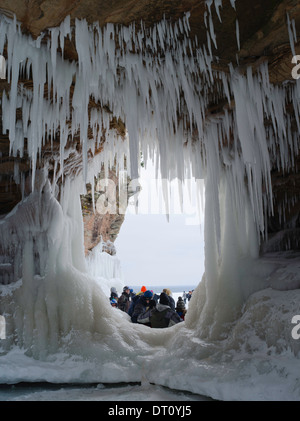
[0,3,299,358]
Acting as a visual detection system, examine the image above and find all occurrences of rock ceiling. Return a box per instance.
[0,0,299,83]
[0,0,299,250]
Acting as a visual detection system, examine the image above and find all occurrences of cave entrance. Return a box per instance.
[113,157,205,295]
[81,148,205,318]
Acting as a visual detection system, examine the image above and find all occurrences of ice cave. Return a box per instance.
[0,0,300,401]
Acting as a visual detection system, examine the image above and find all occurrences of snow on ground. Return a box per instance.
[1,251,300,401]
[0,382,212,401]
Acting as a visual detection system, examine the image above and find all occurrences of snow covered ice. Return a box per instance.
[0,3,300,401]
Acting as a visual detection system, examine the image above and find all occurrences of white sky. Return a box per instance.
[115,160,205,287]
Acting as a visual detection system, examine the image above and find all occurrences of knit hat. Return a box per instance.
[141,286,147,292]
[110,287,117,294]
[144,290,153,299]
[159,292,170,306]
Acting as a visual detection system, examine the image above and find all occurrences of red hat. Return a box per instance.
[141,286,147,292]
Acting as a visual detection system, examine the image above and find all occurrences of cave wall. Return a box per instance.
[81,167,134,255]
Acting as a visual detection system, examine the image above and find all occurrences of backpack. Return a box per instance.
[150,308,169,328]
[118,292,129,312]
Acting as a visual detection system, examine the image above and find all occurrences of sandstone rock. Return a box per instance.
[81,167,134,255]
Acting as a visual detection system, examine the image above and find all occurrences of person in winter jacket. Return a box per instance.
[175,297,187,321]
[118,286,131,313]
[128,293,139,317]
[128,286,147,316]
[163,288,175,310]
[131,290,155,324]
[109,287,118,302]
[151,291,160,303]
[138,292,182,328]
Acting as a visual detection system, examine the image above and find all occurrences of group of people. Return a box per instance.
[109,285,187,328]
[182,290,193,304]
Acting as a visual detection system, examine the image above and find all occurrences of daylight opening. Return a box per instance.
[115,157,205,288]
[83,154,205,301]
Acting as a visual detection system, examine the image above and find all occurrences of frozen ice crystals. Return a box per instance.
[0,5,299,401]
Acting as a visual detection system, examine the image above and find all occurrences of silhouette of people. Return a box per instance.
[131,290,154,324]
[163,288,175,310]
[176,297,187,321]
[138,292,182,328]
[118,286,131,313]
[109,287,118,302]
[128,285,147,317]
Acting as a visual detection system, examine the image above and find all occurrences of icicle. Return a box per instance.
[208,10,217,49]
[292,18,297,43]
[0,55,6,78]
[214,0,223,23]
[287,13,296,56]
[50,26,59,95]
[59,15,71,58]
[0,19,7,55]
[236,19,240,51]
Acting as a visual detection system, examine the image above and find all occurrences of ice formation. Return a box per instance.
[0,2,300,400]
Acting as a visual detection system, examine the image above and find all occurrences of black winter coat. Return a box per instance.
[118,292,131,312]
[131,295,150,323]
[138,303,182,328]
